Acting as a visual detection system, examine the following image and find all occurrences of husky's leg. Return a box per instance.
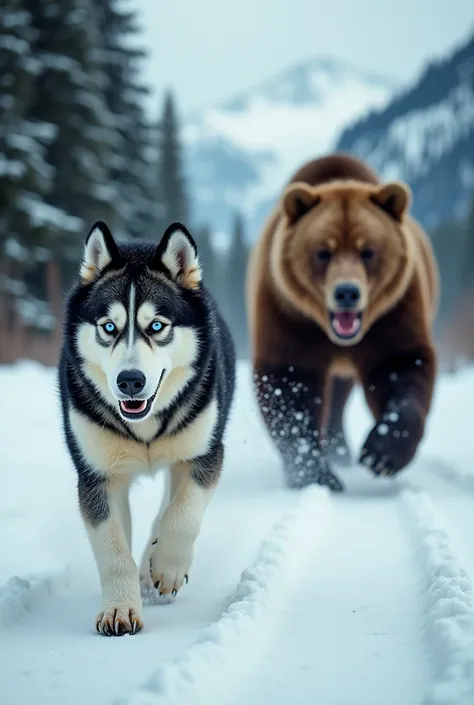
[139,469,171,589]
[79,476,142,636]
[148,447,222,596]
[117,482,132,550]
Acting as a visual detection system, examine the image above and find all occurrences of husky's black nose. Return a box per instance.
[117,370,146,397]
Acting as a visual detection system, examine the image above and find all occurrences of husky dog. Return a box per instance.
[59,220,236,636]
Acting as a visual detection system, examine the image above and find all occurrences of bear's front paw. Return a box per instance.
[359,405,423,476]
[285,453,344,492]
[327,431,353,468]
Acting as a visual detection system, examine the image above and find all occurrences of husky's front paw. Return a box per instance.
[139,540,156,592]
[149,539,193,596]
[96,605,143,636]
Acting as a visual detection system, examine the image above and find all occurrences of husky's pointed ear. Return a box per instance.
[152,222,201,290]
[80,220,121,284]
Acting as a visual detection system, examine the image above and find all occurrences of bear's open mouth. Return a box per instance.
[118,370,166,421]
[329,311,363,340]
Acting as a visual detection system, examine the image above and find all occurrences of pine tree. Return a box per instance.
[462,195,474,292]
[157,90,188,228]
[25,0,115,260]
[94,0,158,240]
[227,210,249,357]
[0,0,55,253]
[0,0,65,362]
[430,219,466,329]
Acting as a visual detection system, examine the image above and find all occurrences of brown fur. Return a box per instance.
[246,153,440,491]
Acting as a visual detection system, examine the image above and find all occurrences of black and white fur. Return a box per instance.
[59,220,236,636]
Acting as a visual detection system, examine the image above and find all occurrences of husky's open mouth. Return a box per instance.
[119,396,155,420]
[329,311,363,341]
[118,370,166,421]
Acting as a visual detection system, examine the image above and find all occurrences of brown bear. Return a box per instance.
[246,152,439,492]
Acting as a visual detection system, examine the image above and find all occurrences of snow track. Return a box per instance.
[1,361,474,704]
[123,486,330,705]
[402,489,474,705]
[202,478,429,705]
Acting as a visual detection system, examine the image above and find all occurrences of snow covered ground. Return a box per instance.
[1,359,474,705]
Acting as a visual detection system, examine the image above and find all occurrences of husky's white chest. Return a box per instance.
[69,400,218,481]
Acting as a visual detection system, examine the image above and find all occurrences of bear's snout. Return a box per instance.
[333,282,361,310]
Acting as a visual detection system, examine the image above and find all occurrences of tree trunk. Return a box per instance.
[8,259,26,362]
[46,257,63,362]
[0,256,9,364]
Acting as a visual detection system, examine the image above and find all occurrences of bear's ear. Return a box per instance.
[282,182,321,225]
[151,221,201,290]
[370,182,411,222]
[80,220,121,284]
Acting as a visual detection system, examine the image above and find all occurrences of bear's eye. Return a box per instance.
[316,249,332,262]
[360,248,375,262]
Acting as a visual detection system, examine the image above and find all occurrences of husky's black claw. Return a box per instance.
[172,589,177,597]
[154,581,160,590]
[151,539,157,546]
[184,574,189,584]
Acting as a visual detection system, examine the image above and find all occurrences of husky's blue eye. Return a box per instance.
[103,322,116,334]
[151,320,163,333]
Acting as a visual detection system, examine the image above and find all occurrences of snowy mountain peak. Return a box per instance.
[220,57,397,112]
[336,31,474,229]
[184,58,397,238]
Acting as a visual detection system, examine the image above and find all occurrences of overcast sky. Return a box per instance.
[137,0,474,115]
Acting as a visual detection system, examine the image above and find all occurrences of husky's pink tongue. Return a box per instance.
[333,312,360,336]
[120,399,147,414]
